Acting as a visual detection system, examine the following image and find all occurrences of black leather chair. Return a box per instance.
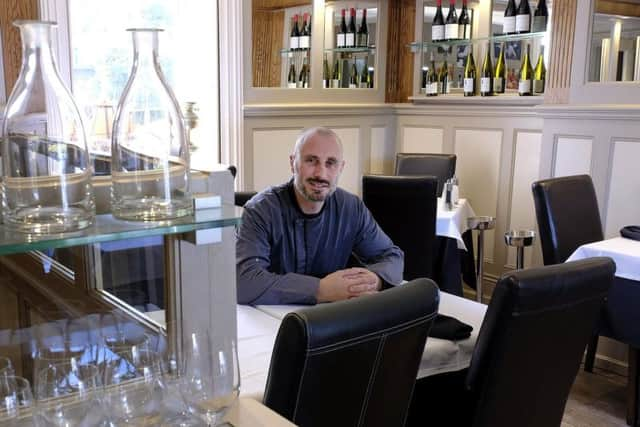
[263,278,440,427]
[463,258,615,427]
[395,153,456,197]
[362,175,438,281]
[227,165,258,207]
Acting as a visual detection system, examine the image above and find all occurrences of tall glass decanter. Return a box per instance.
[1,21,95,233]
[111,28,192,221]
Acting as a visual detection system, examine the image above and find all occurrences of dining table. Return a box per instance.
[237,290,488,402]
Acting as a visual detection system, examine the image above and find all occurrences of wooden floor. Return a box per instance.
[563,366,628,426]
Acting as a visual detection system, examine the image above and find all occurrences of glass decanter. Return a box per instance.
[1,20,95,233]
[111,28,192,221]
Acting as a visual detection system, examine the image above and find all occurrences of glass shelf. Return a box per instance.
[409,31,546,52]
[324,46,376,54]
[280,48,311,55]
[0,205,242,256]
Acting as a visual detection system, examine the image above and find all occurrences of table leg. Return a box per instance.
[627,346,640,426]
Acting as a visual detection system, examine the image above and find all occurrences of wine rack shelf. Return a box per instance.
[409,31,546,52]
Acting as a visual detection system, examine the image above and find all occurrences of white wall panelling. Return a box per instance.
[330,127,361,195]
[553,136,593,177]
[506,131,543,269]
[252,128,303,193]
[400,127,444,154]
[604,140,640,238]
[454,129,504,264]
[369,126,389,175]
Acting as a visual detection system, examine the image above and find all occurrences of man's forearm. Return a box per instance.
[236,263,320,305]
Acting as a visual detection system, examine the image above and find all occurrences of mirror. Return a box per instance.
[588,1,640,82]
[252,0,313,88]
[323,1,378,89]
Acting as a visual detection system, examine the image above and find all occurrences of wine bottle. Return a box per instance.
[357,8,369,47]
[421,66,428,94]
[463,51,476,96]
[503,0,516,35]
[445,0,459,41]
[439,59,450,94]
[458,0,471,40]
[432,0,445,42]
[480,43,494,96]
[367,67,374,88]
[426,54,439,96]
[347,8,357,48]
[518,44,533,96]
[337,9,347,48]
[494,42,506,93]
[299,13,310,50]
[532,0,548,32]
[332,58,341,88]
[287,62,297,88]
[290,14,300,50]
[359,64,369,88]
[323,57,331,88]
[297,58,309,88]
[349,63,358,88]
[533,46,546,94]
[516,0,531,34]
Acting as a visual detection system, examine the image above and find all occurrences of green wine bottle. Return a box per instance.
[359,62,369,88]
[323,57,331,88]
[426,53,438,96]
[287,61,297,88]
[439,59,450,94]
[349,63,358,88]
[518,43,533,96]
[332,58,341,88]
[494,43,506,94]
[533,46,546,94]
[463,51,476,96]
[480,43,494,96]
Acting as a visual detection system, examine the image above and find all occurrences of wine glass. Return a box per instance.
[103,345,166,426]
[34,363,101,426]
[0,357,14,378]
[0,376,34,427]
[180,332,240,426]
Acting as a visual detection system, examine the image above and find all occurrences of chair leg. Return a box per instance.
[627,346,640,426]
[584,334,599,372]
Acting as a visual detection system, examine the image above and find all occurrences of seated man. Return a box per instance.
[236,127,404,305]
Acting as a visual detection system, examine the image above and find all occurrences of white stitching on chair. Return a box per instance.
[357,334,386,427]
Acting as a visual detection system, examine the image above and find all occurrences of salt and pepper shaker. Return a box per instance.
[451,176,459,206]
[445,179,454,210]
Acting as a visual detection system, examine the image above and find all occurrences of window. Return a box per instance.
[66,0,219,167]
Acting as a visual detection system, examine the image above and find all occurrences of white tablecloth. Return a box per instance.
[238,292,487,401]
[436,198,476,250]
[566,237,640,281]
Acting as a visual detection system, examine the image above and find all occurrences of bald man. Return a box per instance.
[236,127,404,305]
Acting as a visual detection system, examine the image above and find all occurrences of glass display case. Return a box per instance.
[412,0,551,98]
[588,10,640,82]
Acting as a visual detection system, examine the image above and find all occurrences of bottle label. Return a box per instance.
[494,77,504,92]
[516,14,530,32]
[359,82,368,88]
[503,16,516,33]
[349,83,357,89]
[296,81,303,88]
[533,79,545,94]
[463,78,475,93]
[426,82,438,95]
[480,77,492,93]
[323,80,329,89]
[519,79,531,94]
[458,24,470,40]
[532,16,547,33]
[290,36,299,49]
[445,23,459,40]
[299,36,310,49]
[357,34,369,47]
[288,83,297,89]
[346,33,355,47]
[432,25,445,41]
[331,79,340,88]
[337,34,345,47]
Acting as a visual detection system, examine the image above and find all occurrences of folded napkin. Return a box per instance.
[621,225,640,241]
[428,314,473,341]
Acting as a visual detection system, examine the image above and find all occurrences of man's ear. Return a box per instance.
[290,154,295,174]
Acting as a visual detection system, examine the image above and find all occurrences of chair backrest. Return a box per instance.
[264,278,440,427]
[362,175,438,280]
[395,153,456,196]
[465,258,615,427]
[532,174,604,265]
[235,191,257,207]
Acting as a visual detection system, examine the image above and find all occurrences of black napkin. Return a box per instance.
[621,225,640,241]
[428,314,473,341]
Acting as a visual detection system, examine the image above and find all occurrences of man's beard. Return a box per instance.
[294,176,337,202]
